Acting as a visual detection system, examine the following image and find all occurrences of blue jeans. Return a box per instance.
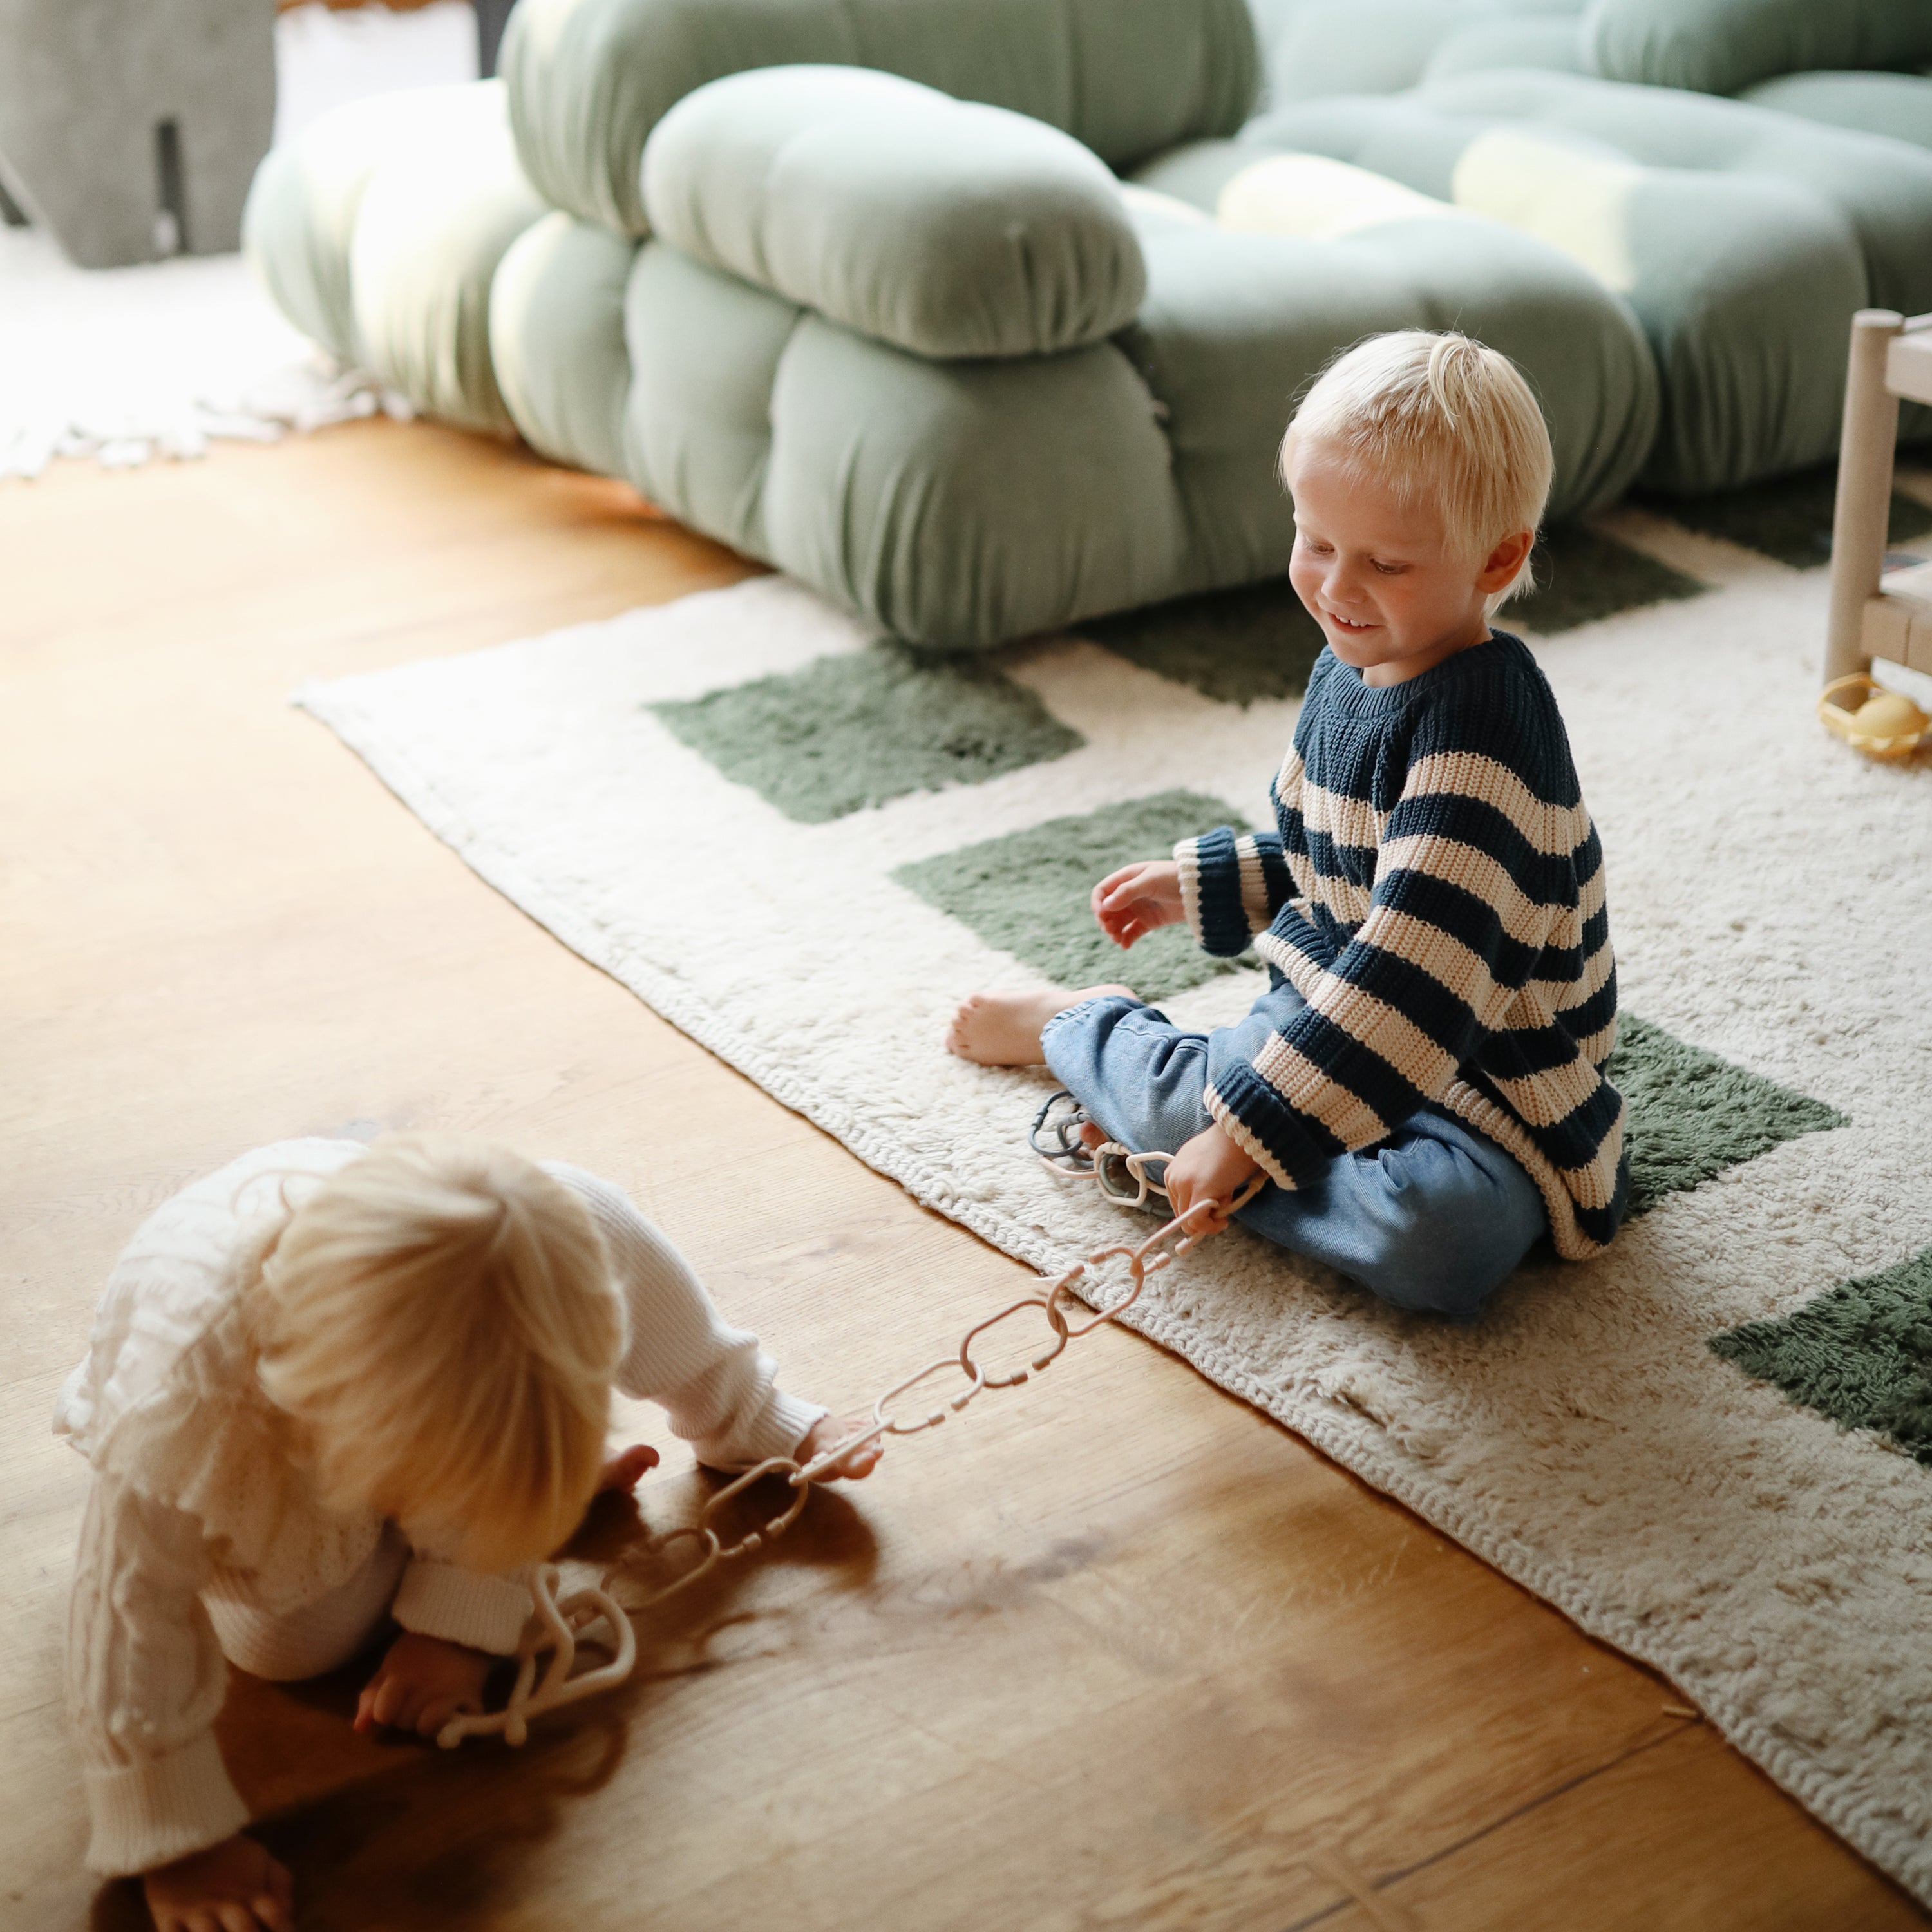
[1041,986,1548,1321]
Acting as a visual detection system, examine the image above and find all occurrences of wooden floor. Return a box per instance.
[2,422,1920,1932]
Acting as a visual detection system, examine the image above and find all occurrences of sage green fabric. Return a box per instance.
[759,319,1189,649]
[1413,70,1932,324]
[620,242,802,561]
[1426,15,1586,79]
[639,66,1145,359]
[1710,1245,1932,1464]
[487,153,1648,643]
[1582,0,1932,97]
[489,211,635,476]
[609,238,1188,647]
[1124,154,1656,540]
[1253,0,1585,106]
[1245,73,1932,488]
[244,82,511,366]
[649,644,1083,823]
[344,86,551,437]
[893,790,1253,1000]
[246,81,549,434]
[503,0,1260,236]
[1740,71,1932,153]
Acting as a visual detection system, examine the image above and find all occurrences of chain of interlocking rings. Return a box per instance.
[435,1092,1263,1750]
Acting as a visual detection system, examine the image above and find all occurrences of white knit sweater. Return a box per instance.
[53,1139,825,1877]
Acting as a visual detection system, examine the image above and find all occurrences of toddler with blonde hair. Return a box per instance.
[56,1133,876,1931]
[951,330,1629,1312]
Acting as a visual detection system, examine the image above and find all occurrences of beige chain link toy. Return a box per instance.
[436,1093,1262,1751]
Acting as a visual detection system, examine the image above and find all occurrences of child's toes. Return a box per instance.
[945,994,986,1056]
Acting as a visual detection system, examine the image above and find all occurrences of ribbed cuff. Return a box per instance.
[84,1730,250,1876]
[693,1387,827,1473]
[1174,836,1207,945]
[1203,1069,1311,1193]
[1173,826,1255,957]
[393,1561,533,1655]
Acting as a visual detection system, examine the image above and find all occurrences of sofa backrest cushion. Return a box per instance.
[504,0,1261,234]
[1583,0,1932,97]
[641,66,1146,359]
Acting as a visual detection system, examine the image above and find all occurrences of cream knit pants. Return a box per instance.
[202,1526,410,1681]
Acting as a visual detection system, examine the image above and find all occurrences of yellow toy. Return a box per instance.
[1817,673,1931,762]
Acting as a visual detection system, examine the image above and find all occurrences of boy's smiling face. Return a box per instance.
[1285,436,1534,687]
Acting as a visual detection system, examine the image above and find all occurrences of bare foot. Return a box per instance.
[945,984,1136,1066]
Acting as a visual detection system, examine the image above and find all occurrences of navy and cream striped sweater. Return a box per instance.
[1175,631,1628,1260]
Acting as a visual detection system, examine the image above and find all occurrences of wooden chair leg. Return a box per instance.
[1826,308,1904,687]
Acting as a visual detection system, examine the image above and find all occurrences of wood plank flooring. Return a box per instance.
[1,422,1918,1931]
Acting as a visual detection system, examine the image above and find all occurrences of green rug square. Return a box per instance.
[1513,524,1707,636]
[1639,463,1932,571]
[649,644,1082,824]
[894,790,1256,1000]
[1079,578,1325,705]
[1710,1245,1932,1463]
[1610,1015,1845,1220]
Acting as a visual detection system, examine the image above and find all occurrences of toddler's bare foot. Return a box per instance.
[945,984,1137,1066]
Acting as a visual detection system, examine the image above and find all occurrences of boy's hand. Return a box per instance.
[1163,1122,1261,1236]
[144,1832,292,1932]
[1092,860,1184,949]
[798,1413,884,1481]
[355,1632,493,1738]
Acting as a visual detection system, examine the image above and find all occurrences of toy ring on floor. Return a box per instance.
[435,1564,636,1748]
[1818,673,1931,761]
[1030,1089,1175,1211]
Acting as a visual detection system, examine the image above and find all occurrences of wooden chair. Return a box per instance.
[1825,308,1932,687]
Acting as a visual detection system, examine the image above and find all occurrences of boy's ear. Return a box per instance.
[1479,528,1535,592]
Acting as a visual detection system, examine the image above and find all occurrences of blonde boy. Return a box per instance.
[57,1134,876,1931]
[951,330,1628,1310]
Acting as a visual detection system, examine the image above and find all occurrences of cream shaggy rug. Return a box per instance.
[300,519,1932,1902]
[0,2,473,478]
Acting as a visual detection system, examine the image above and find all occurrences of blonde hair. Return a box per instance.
[256,1135,623,1573]
[1283,330,1553,604]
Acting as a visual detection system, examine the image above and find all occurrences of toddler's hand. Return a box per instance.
[1092,860,1184,950]
[798,1413,884,1481]
[144,1832,292,1932]
[596,1442,661,1495]
[355,1632,493,1739]
[1163,1122,1261,1236]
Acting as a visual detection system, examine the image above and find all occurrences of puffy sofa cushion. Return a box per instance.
[1739,70,1932,152]
[1125,148,1655,554]
[504,0,1260,235]
[1253,0,1584,107]
[1246,72,1932,488]
[639,66,1146,359]
[245,80,548,432]
[1582,0,1932,97]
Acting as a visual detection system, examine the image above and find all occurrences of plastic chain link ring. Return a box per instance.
[439,1103,1258,1751]
[1030,1090,1182,1211]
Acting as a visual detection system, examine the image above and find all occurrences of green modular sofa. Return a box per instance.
[244,0,1932,649]
[1251,0,1932,151]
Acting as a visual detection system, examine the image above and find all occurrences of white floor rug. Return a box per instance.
[299,525,1932,1902]
[0,2,474,477]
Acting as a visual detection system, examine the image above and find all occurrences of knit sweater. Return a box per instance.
[1175,632,1628,1259]
[53,1139,824,1877]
